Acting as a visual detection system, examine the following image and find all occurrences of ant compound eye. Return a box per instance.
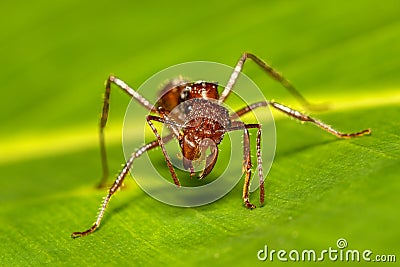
[180,86,191,100]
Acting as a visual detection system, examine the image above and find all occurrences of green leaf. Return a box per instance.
[1,0,399,266]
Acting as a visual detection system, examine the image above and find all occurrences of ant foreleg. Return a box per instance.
[242,124,254,209]
[146,115,182,186]
[228,122,264,209]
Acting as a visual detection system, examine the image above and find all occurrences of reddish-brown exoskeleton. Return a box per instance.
[71,53,371,238]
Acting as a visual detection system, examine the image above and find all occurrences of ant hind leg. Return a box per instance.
[98,76,156,188]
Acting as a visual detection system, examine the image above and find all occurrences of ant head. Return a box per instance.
[180,134,219,179]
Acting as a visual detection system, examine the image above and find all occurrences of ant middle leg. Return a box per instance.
[268,101,371,138]
[232,101,371,138]
[229,100,369,209]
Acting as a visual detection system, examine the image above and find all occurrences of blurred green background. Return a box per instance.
[1,0,399,266]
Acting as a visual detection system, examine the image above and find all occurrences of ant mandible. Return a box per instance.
[71,53,371,238]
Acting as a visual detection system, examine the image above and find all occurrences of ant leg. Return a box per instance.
[232,101,371,138]
[245,124,264,206]
[241,123,254,209]
[219,52,322,110]
[98,75,157,188]
[71,134,174,238]
[230,100,370,207]
[268,101,371,138]
[228,122,264,209]
[230,101,269,120]
[146,115,181,186]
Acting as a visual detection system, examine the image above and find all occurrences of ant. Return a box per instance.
[71,52,371,238]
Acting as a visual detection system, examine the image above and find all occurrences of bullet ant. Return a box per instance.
[71,53,370,238]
